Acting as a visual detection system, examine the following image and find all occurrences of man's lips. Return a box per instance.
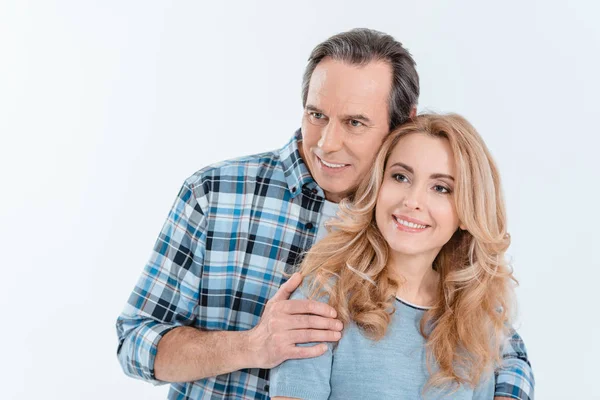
[315,154,350,169]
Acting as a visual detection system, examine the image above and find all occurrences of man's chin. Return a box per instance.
[320,184,353,203]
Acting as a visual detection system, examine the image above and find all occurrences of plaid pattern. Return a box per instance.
[495,330,535,400]
[116,130,534,399]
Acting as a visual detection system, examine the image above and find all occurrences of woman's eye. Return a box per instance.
[392,173,408,182]
[433,185,451,194]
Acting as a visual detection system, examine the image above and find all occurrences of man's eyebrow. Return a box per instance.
[346,114,373,124]
[306,105,324,113]
[389,162,455,181]
[305,105,373,124]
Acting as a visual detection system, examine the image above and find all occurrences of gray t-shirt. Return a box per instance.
[315,199,339,243]
[269,287,494,399]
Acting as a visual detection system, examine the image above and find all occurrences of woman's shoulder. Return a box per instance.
[289,274,337,303]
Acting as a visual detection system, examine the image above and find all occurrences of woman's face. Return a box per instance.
[375,132,463,262]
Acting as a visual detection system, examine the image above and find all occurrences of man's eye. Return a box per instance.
[307,112,327,126]
[349,119,363,127]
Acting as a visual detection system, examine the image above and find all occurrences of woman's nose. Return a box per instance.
[402,189,422,210]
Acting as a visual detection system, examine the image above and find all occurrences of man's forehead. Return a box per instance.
[306,58,391,115]
[309,63,391,93]
[307,92,384,112]
[309,68,386,92]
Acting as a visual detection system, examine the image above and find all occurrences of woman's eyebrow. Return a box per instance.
[430,173,454,181]
[389,162,454,181]
[389,162,413,173]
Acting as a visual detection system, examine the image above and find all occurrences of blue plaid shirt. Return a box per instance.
[116,130,534,400]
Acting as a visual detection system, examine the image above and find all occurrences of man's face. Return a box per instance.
[300,57,392,203]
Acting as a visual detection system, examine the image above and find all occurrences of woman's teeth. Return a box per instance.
[395,217,427,229]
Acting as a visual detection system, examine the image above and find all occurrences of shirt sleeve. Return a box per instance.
[115,181,207,385]
[269,287,334,400]
[494,329,535,400]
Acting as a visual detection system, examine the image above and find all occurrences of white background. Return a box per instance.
[1,1,599,399]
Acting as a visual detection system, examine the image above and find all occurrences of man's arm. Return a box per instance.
[153,273,341,382]
[494,329,535,400]
[116,182,341,383]
[153,327,250,382]
[116,182,208,383]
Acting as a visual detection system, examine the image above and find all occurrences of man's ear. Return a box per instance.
[409,106,417,119]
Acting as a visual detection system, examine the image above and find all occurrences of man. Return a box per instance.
[117,28,534,399]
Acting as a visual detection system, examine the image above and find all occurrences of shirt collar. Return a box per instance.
[279,129,324,199]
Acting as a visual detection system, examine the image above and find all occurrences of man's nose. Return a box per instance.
[318,122,344,153]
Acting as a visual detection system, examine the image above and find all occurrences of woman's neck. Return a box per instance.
[388,252,440,307]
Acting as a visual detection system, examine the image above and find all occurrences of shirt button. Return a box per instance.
[291,186,297,193]
[264,384,270,391]
[311,188,318,194]
[305,222,314,230]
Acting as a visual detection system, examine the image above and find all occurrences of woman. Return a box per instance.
[269,113,517,399]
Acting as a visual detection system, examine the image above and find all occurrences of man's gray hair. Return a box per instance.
[301,28,420,131]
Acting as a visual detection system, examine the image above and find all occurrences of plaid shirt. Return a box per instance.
[116,130,534,400]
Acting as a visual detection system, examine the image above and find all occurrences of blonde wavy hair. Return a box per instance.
[299,113,516,390]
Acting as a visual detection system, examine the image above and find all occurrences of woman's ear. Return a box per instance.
[459,222,467,231]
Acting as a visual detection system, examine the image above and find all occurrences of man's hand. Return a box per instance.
[246,273,343,369]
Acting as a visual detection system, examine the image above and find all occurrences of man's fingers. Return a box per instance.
[270,273,302,302]
[287,343,329,360]
[285,314,343,331]
[287,329,342,344]
[281,299,337,318]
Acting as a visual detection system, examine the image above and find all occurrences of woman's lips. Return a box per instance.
[392,215,430,233]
